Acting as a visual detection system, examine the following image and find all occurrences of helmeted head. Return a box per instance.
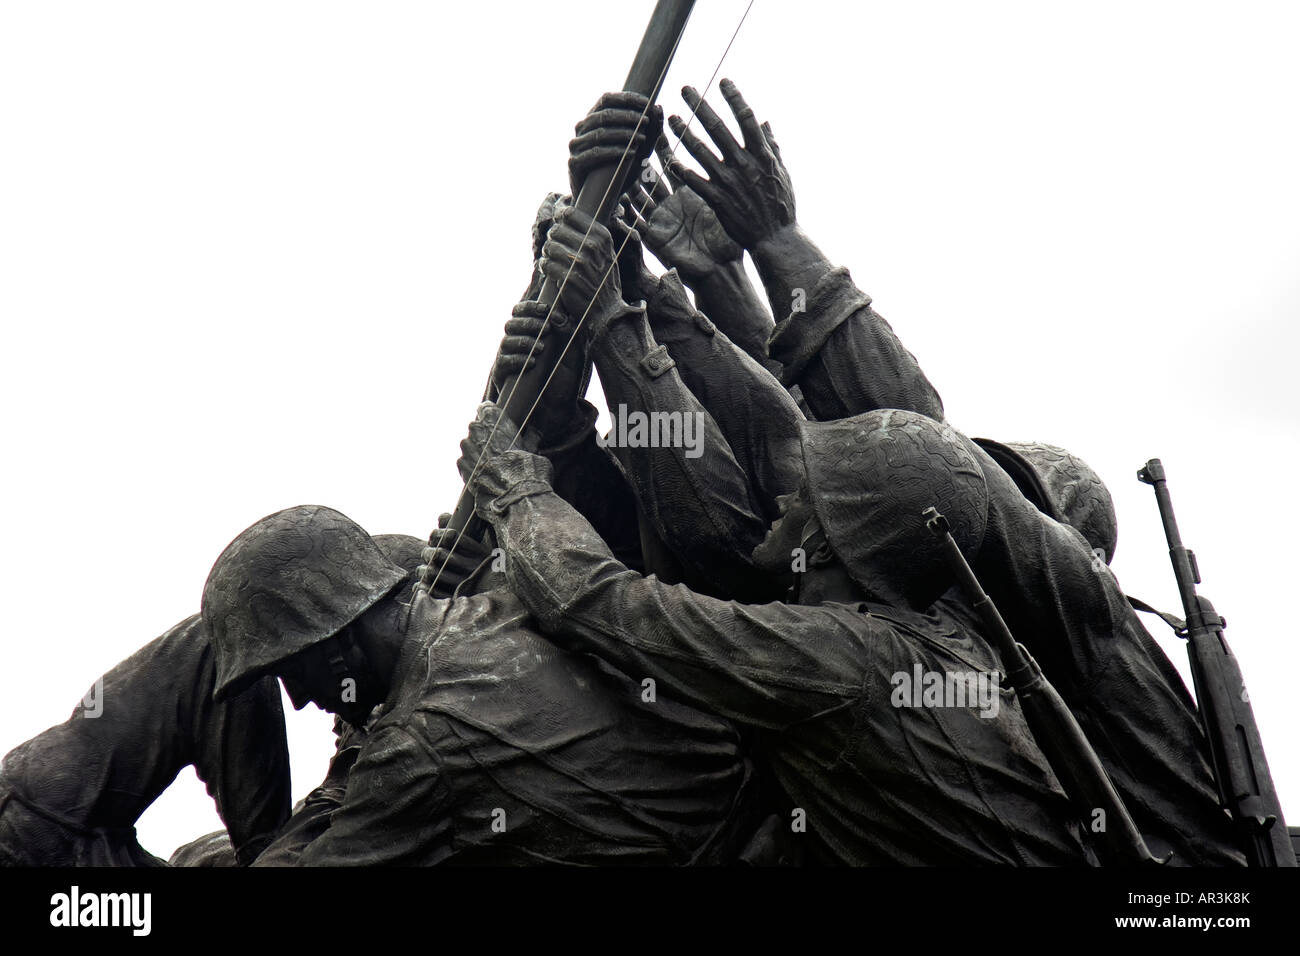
[793,409,989,610]
[203,505,408,703]
[972,438,1118,563]
[370,533,426,581]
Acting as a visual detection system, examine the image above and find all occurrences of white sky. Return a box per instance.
[1,1,1296,860]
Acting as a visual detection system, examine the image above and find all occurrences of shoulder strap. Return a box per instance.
[1127,595,1186,636]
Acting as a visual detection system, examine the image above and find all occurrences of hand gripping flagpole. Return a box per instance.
[443,0,696,546]
[418,0,755,604]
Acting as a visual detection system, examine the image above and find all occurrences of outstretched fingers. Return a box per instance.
[682,84,742,162]
[654,135,685,192]
[719,78,765,154]
[761,120,783,161]
[626,184,658,222]
[668,113,725,180]
[662,155,721,210]
[663,125,723,206]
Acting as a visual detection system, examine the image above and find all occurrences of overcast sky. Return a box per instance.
[2,1,1296,860]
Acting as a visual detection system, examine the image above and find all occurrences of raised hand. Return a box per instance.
[537,205,632,339]
[456,402,522,490]
[608,195,662,304]
[662,78,795,250]
[529,192,570,273]
[421,512,495,598]
[488,298,587,445]
[456,402,553,513]
[622,136,742,281]
[492,300,556,386]
[568,91,664,200]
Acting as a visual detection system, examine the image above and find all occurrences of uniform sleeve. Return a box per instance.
[585,303,774,600]
[296,725,453,866]
[538,399,645,572]
[481,476,869,730]
[192,661,292,866]
[768,266,945,422]
[645,271,805,520]
[680,259,777,368]
[249,718,365,866]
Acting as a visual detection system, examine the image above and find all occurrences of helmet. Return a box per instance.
[972,438,1118,563]
[370,533,426,580]
[800,409,987,610]
[204,505,408,702]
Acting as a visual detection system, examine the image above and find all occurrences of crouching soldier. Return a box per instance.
[0,615,291,866]
[172,534,425,867]
[202,504,760,865]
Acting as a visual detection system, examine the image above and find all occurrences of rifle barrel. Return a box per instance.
[924,508,1161,865]
[1138,458,1296,866]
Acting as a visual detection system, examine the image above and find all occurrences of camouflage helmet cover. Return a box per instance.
[370,533,426,581]
[972,438,1118,563]
[799,409,988,610]
[203,505,408,701]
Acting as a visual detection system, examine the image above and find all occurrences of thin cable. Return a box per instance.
[416,22,689,604]
[503,0,754,455]
[424,0,754,602]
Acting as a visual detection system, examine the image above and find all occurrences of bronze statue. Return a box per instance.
[201,503,760,865]
[0,615,290,866]
[4,1,1286,868]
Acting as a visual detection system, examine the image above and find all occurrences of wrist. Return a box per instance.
[584,298,648,350]
[628,266,662,304]
[750,222,808,273]
[472,450,555,520]
[751,223,836,317]
[688,257,746,295]
[534,399,600,461]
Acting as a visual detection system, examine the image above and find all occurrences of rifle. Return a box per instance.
[924,507,1163,865]
[1137,458,1296,866]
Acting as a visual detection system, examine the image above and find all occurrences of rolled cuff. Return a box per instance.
[535,399,601,461]
[647,269,717,338]
[472,450,556,518]
[768,266,871,386]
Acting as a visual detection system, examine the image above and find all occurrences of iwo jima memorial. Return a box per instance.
[1,1,1295,868]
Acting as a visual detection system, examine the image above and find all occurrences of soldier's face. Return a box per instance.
[279,669,313,711]
[276,636,375,725]
[277,647,333,711]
